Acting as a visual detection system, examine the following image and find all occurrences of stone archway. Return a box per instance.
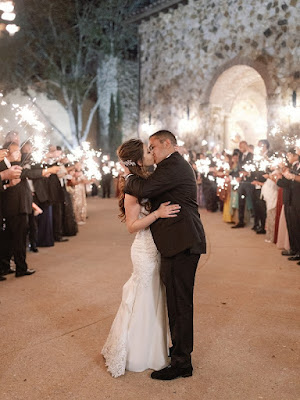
[209,65,268,150]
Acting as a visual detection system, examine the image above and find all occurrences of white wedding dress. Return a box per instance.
[101,207,169,378]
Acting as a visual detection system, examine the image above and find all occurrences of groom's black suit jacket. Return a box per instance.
[125,152,206,257]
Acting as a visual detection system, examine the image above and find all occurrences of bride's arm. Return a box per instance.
[124,194,181,234]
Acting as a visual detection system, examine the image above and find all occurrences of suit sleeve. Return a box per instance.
[21,168,43,180]
[125,162,179,199]
[277,177,290,188]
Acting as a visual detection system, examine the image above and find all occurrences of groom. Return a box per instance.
[125,130,206,380]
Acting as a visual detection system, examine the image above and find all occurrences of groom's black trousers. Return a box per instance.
[160,250,200,368]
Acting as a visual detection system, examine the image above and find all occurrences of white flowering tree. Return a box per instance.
[1,0,139,150]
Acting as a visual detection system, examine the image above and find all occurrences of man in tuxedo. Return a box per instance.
[125,130,206,380]
[232,140,254,228]
[0,163,22,281]
[0,143,59,278]
[278,149,300,263]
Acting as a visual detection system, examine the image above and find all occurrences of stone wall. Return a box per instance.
[138,0,300,150]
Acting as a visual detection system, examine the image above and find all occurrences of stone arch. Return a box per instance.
[207,61,270,149]
[204,56,274,102]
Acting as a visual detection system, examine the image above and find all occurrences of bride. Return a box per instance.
[101,139,181,378]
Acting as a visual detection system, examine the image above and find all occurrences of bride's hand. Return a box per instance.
[156,201,181,218]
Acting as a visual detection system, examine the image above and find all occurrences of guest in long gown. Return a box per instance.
[261,172,278,243]
[69,162,88,225]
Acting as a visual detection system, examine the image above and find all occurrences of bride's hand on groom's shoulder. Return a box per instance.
[157,201,181,218]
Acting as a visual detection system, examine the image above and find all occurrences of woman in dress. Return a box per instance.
[101,139,181,378]
[68,162,88,225]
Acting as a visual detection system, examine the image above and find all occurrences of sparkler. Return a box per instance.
[69,141,102,181]
[195,158,211,177]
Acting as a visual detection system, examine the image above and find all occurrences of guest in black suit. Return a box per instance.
[124,131,206,380]
[0,143,59,278]
[278,149,300,263]
[0,162,22,281]
[45,146,69,243]
[232,140,254,228]
[21,141,39,252]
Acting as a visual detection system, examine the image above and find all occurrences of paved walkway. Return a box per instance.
[0,198,299,400]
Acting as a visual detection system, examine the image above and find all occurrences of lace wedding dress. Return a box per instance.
[101,208,169,378]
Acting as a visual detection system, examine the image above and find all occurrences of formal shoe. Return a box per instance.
[15,269,36,277]
[55,238,69,242]
[29,246,39,253]
[256,228,266,234]
[151,365,193,380]
[3,268,15,275]
[0,275,7,281]
[251,225,259,231]
[281,250,296,256]
[297,261,300,266]
[288,254,300,261]
[168,346,174,357]
[231,223,245,229]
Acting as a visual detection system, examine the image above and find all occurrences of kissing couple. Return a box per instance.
[102,130,206,380]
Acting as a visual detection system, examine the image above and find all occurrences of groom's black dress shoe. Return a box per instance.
[0,275,6,281]
[151,365,193,380]
[15,269,36,277]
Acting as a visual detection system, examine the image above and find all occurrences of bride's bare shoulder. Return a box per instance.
[124,193,139,205]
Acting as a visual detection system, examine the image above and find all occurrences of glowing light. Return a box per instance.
[6,24,20,35]
[177,139,185,147]
[141,123,153,136]
[16,105,45,132]
[0,1,14,13]
[30,135,50,164]
[1,11,15,21]
[201,140,208,146]
[70,142,102,180]
[195,158,211,177]
[231,177,239,190]
[178,119,197,134]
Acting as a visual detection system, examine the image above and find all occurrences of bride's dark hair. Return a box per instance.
[117,139,150,221]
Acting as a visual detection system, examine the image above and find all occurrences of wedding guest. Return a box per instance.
[232,141,254,228]
[280,149,300,263]
[228,152,240,223]
[69,162,88,225]
[101,165,113,198]
[21,141,39,252]
[0,164,22,281]
[46,146,69,242]
[277,149,299,259]
[0,142,59,278]
[261,172,278,242]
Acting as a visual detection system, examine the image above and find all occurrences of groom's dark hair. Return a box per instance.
[150,130,177,145]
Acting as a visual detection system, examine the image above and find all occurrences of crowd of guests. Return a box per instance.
[187,138,300,267]
[0,131,91,281]
[1,130,299,282]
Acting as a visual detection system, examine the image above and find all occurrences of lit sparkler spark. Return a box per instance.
[16,105,45,132]
[31,135,50,164]
[195,158,211,177]
[70,142,102,180]
[231,177,239,190]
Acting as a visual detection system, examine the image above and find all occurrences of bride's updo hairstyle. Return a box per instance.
[117,139,150,221]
